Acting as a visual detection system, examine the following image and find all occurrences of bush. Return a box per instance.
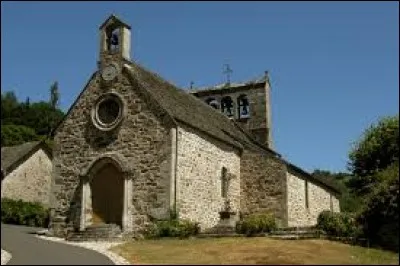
[1,124,40,147]
[1,198,50,227]
[143,219,200,239]
[317,210,361,238]
[236,213,277,236]
[357,166,399,252]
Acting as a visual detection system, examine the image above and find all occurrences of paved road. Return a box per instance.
[1,224,115,265]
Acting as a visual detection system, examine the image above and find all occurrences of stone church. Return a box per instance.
[49,15,340,237]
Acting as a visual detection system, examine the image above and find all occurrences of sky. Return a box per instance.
[1,1,399,173]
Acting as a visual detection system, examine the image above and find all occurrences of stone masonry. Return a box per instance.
[192,81,273,148]
[176,124,241,230]
[240,149,288,227]
[1,148,52,207]
[51,69,173,236]
[286,170,340,227]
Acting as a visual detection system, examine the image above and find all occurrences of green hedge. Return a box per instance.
[144,219,200,239]
[317,210,361,238]
[236,213,277,236]
[1,198,50,227]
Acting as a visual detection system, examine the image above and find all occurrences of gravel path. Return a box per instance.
[36,235,130,265]
[1,249,12,265]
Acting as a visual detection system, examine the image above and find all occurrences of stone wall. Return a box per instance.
[239,149,288,227]
[51,68,173,236]
[193,83,272,147]
[286,170,340,227]
[1,149,52,207]
[176,124,241,230]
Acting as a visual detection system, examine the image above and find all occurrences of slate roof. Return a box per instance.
[1,141,51,177]
[99,14,131,30]
[124,62,267,151]
[123,62,341,194]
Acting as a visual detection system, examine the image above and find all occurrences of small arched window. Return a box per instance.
[106,28,120,52]
[237,94,250,119]
[206,98,219,109]
[305,180,309,209]
[221,167,228,198]
[221,96,234,118]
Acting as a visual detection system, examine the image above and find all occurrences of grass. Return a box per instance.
[111,237,399,265]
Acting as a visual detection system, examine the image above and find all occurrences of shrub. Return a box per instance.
[143,219,200,239]
[357,166,399,252]
[236,213,277,236]
[1,198,50,227]
[1,124,40,147]
[317,210,361,238]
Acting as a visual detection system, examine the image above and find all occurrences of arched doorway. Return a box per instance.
[90,162,124,227]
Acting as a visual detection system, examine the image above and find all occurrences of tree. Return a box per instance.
[25,97,30,107]
[357,162,399,252]
[347,115,399,195]
[49,81,60,110]
[23,101,64,136]
[1,91,19,122]
[1,90,65,144]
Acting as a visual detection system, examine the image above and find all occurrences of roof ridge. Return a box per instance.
[192,73,267,92]
[124,61,257,149]
[126,61,247,127]
[1,140,50,176]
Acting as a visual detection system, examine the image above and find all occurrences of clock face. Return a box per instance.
[101,65,118,81]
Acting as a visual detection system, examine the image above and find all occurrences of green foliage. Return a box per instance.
[1,124,41,146]
[144,219,200,239]
[357,162,399,252]
[1,90,65,146]
[236,213,277,236]
[339,191,363,213]
[1,91,19,121]
[19,101,65,136]
[1,198,50,227]
[348,115,399,195]
[317,210,362,238]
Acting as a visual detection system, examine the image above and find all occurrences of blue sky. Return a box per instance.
[1,1,398,173]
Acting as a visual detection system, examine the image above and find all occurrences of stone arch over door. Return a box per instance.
[79,153,133,232]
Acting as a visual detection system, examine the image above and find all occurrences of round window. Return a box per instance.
[92,93,124,131]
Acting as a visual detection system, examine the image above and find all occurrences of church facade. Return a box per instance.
[49,15,340,237]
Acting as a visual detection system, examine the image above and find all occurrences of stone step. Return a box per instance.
[270,230,321,236]
[85,224,121,232]
[202,224,236,235]
[66,224,123,242]
[268,234,319,240]
[68,232,121,238]
[276,226,318,232]
[197,233,242,238]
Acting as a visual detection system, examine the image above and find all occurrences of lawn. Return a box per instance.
[111,237,399,265]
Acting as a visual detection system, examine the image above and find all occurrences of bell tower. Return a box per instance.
[99,14,131,69]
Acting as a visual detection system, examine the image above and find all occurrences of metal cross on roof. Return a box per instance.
[223,64,233,85]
